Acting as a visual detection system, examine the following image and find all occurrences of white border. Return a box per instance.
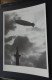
[3,3,49,78]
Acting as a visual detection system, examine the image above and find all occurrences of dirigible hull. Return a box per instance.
[15,20,35,27]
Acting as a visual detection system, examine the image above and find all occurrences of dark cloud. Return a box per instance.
[5,36,33,65]
[20,51,47,69]
[5,14,16,34]
[5,44,12,64]
[4,13,22,35]
[5,44,16,65]
[5,13,21,35]
[5,36,46,69]
[5,44,11,51]
[35,52,47,69]
[5,36,16,42]
[12,36,33,53]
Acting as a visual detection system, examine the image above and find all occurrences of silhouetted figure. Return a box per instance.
[15,20,35,27]
[14,48,21,65]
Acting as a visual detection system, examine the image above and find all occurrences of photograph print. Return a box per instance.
[3,3,49,78]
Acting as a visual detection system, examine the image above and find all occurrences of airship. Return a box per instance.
[15,19,35,27]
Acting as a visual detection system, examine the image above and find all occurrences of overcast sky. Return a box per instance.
[4,3,47,68]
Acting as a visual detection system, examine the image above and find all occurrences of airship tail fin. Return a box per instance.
[32,23,35,27]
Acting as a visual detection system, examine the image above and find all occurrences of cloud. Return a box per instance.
[20,51,47,69]
[4,13,21,35]
[12,36,33,53]
[4,4,47,69]
[5,36,16,42]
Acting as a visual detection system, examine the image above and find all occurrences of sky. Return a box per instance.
[4,3,47,69]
